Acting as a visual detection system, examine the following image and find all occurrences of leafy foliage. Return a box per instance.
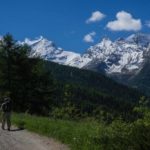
[12,104,150,150]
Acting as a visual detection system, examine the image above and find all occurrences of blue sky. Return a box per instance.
[0,0,150,53]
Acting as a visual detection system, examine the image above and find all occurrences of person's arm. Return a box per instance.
[0,103,3,111]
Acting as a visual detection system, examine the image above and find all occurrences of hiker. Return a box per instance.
[1,97,12,131]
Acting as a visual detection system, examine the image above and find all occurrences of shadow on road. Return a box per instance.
[10,128,24,132]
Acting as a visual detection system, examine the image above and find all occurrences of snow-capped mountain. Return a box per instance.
[23,36,81,65]
[23,33,150,76]
[126,33,150,47]
[81,34,150,74]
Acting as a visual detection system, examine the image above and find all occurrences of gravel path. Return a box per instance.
[0,125,69,150]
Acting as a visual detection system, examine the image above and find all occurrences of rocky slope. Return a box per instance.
[23,33,150,76]
[23,36,81,66]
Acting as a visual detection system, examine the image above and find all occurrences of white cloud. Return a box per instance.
[106,11,142,31]
[146,21,150,28]
[86,11,105,24]
[83,32,96,43]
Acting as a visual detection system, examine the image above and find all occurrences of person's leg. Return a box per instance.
[2,113,6,130]
[6,113,11,131]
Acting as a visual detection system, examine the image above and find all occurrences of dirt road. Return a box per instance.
[0,126,69,150]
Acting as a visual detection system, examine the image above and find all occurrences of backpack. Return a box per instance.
[2,102,11,112]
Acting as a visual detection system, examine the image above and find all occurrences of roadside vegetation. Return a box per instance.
[12,99,150,150]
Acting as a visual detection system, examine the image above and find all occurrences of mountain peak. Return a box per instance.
[116,37,125,42]
[100,37,112,47]
[24,36,55,46]
[23,37,81,66]
[126,33,150,47]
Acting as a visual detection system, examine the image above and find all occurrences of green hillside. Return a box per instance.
[0,34,143,121]
[45,61,142,103]
[129,60,150,96]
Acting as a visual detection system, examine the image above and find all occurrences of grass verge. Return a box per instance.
[9,112,150,150]
[12,113,101,150]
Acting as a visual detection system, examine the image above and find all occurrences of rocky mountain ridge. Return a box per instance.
[23,33,150,76]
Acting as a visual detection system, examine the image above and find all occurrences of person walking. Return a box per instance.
[1,97,12,131]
